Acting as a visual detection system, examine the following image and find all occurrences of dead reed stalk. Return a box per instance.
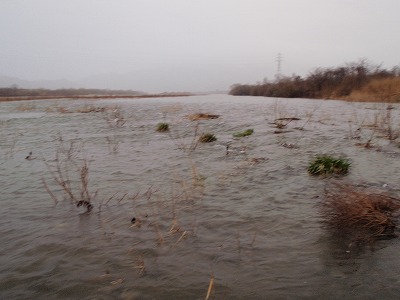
[106,134,120,154]
[105,106,126,128]
[205,273,214,300]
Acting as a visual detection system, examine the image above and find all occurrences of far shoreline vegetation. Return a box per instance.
[230,60,400,103]
[0,87,192,102]
[1,60,400,103]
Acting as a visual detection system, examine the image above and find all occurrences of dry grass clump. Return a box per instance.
[187,113,219,121]
[15,104,37,111]
[347,77,400,102]
[76,105,107,113]
[273,117,300,129]
[199,133,217,143]
[322,183,400,243]
[45,105,108,114]
[233,128,254,138]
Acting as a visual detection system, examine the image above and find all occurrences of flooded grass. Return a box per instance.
[1,95,400,299]
[156,122,169,132]
[308,155,351,175]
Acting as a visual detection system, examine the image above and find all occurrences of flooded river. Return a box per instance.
[1,95,400,299]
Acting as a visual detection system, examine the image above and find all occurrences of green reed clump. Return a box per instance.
[156,122,170,132]
[233,128,254,138]
[199,133,217,143]
[308,155,350,175]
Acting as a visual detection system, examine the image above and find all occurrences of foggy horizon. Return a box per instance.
[1,0,399,93]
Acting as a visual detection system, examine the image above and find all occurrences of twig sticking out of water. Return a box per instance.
[41,176,59,205]
[236,231,241,254]
[169,122,201,153]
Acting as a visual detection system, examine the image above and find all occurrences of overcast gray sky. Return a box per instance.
[0,0,399,92]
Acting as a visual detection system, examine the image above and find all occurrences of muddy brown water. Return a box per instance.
[1,95,400,299]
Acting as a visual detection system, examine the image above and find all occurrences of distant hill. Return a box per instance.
[0,75,78,89]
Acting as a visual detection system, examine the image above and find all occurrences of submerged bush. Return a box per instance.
[199,133,217,143]
[233,128,254,138]
[156,122,169,132]
[308,155,350,175]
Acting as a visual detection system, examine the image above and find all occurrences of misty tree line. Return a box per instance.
[229,60,400,99]
[0,87,142,97]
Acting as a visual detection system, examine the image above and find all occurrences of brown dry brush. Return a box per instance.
[321,183,400,243]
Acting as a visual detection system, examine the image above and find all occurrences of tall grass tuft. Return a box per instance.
[156,122,169,132]
[199,133,217,143]
[308,155,350,175]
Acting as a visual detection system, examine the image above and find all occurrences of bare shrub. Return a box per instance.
[42,146,96,213]
[321,183,400,243]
